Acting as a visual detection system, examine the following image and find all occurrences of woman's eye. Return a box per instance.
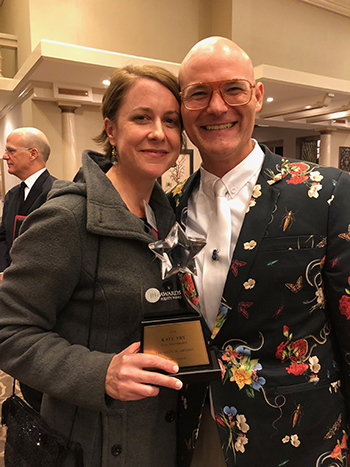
[165,118,179,127]
[134,115,149,123]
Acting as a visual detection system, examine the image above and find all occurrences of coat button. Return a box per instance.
[111,444,123,456]
[165,410,176,422]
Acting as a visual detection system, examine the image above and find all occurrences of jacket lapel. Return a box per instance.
[170,171,200,229]
[21,170,49,215]
[212,149,283,338]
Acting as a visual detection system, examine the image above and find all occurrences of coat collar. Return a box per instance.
[82,151,175,240]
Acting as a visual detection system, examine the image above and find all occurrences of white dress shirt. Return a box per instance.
[186,140,265,330]
[23,168,46,200]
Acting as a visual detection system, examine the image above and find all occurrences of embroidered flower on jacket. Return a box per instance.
[330,432,348,462]
[246,184,262,213]
[309,355,321,373]
[287,174,308,185]
[243,278,255,289]
[309,171,324,182]
[329,380,341,393]
[236,414,250,433]
[181,273,199,307]
[221,341,265,396]
[267,172,286,185]
[287,362,309,375]
[231,366,252,389]
[308,182,322,198]
[216,406,250,459]
[282,434,301,447]
[276,324,328,380]
[235,434,249,453]
[290,434,301,447]
[252,184,262,198]
[170,180,187,207]
[339,275,350,319]
[244,240,257,250]
[265,160,325,197]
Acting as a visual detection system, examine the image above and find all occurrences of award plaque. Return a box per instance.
[142,223,221,384]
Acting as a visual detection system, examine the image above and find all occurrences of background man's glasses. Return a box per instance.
[4,147,33,155]
[181,79,256,111]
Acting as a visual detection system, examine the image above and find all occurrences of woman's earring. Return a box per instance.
[111,145,118,162]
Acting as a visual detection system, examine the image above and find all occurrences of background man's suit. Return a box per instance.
[0,169,56,271]
[0,168,56,411]
[171,146,350,466]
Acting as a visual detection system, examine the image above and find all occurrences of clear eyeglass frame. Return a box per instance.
[4,147,33,154]
[180,79,256,111]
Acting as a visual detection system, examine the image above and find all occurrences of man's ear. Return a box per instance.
[254,82,264,113]
[30,148,39,161]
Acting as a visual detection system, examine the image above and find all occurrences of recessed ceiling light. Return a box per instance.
[305,105,311,109]
[266,97,273,103]
[102,79,110,86]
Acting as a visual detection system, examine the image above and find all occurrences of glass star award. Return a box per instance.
[142,222,221,384]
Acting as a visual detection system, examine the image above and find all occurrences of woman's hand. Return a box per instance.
[105,342,183,401]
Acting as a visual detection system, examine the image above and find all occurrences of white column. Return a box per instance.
[58,103,81,180]
[0,47,3,77]
[319,130,332,167]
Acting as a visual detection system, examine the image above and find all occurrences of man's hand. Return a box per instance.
[105,342,183,401]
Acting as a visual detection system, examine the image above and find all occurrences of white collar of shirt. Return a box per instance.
[23,168,46,200]
[199,139,264,200]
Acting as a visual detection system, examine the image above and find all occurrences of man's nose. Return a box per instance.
[206,89,229,115]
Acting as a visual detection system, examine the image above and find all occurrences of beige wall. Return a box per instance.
[0,0,31,68]
[2,0,350,78]
[1,0,204,66]
[231,0,350,80]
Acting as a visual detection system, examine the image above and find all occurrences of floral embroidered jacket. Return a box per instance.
[170,146,350,467]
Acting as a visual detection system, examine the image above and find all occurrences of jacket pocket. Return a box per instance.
[259,234,325,252]
[275,375,339,395]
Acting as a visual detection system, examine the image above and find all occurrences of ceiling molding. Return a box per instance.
[298,0,350,17]
[260,92,334,119]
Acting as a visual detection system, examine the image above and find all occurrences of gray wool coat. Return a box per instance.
[0,151,180,467]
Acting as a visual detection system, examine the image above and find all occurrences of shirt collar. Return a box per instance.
[199,140,264,200]
[23,168,46,190]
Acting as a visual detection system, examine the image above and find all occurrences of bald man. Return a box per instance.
[0,127,56,275]
[0,128,56,411]
[170,37,350,466]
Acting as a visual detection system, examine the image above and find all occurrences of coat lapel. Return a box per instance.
[169,171,200,229]
[212,150,283,339]
[21,170,49,215]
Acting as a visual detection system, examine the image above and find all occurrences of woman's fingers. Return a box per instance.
[105,342,183,401]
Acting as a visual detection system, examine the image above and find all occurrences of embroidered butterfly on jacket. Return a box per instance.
[285,276,303,293]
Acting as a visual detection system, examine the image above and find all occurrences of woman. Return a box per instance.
[0,65,185,466]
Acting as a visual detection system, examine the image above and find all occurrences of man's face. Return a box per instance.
[3,132,33,180]
[180,47,263,176]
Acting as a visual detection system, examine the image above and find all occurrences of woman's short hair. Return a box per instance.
[94,65,185,160]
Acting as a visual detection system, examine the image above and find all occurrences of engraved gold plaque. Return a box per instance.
[143,320,210,368]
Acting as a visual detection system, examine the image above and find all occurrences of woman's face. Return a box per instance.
[105,78,181,181]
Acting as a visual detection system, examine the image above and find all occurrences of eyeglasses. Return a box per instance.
[4,147,33,155]
[180,79,256,111]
